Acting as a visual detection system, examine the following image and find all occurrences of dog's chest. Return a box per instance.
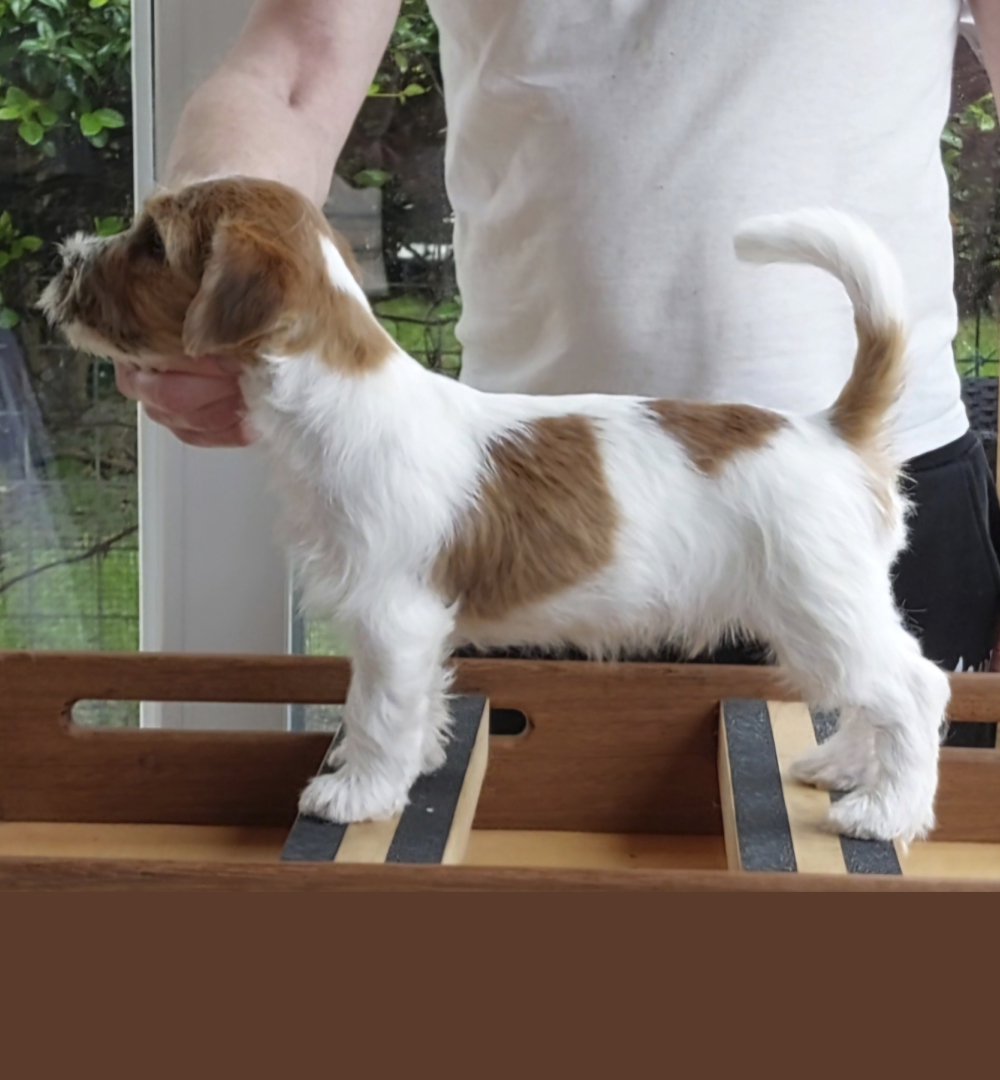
[243,360,478,594]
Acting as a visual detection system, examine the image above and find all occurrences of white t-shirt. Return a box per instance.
[428,0,970,461]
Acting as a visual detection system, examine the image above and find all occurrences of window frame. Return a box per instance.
[135,0,293,731]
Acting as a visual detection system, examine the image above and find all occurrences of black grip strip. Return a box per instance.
[722,699,797,872]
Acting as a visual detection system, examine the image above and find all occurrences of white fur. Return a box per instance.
[734,209,908,331]
[238,210,948,841]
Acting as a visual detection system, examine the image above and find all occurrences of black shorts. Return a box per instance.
[458,431,1000,748]
[894,431,1000,747]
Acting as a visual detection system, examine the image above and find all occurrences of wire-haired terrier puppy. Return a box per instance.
[41,176,950,841]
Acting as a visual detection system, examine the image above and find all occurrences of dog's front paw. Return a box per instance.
[824,787,935,844]
[299,768,409,824]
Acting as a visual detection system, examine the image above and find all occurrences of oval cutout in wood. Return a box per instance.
[488,708,530,737]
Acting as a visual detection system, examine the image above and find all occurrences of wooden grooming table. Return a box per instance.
[0,651,997,890]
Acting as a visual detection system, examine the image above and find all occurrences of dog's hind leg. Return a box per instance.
[298,585,455,823]
[758,575,949,843]
[790,706,876,792]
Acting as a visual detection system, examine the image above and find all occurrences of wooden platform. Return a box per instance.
[718,699,1000,880]
[0,650,997,891]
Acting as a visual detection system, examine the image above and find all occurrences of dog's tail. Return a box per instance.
[734,209,907,456]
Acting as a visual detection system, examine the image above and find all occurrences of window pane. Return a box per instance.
[950,34,1000,475]
[0,1,136,655]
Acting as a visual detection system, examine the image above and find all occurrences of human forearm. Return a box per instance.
[969,0,1000,105]
[164,0,401,206]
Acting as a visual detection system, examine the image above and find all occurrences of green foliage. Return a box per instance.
[0,0,130,325]
[352,167,392,189]
[0,0,131,150]
[366,0,439,104]
[0,208,41,325]
[0,84,57,144]
[943,89,1000,375]
[93,213,123,236]
[942,93,998,182]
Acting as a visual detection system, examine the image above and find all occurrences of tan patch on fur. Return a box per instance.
[830,320,906,450]
[648,399,788,474]
[830,318,907,524]
[435,415,618,621]
[45,177,392,373]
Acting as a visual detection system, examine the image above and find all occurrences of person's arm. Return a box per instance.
[165,0,400,206]
[117,0,401,446]
[969,1,1000,99]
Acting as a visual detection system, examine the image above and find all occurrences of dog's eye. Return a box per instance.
[147,227,166,261]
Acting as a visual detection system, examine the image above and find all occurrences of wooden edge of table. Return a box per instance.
[0,651,997,839]
[0,855,995,891]
[1,648,996,716]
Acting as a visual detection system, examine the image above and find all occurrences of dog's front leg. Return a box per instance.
[298,589,455,824]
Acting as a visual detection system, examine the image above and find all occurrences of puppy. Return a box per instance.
[41,176,950,842]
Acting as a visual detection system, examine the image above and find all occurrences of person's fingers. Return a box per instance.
[143,391,245,433]
[122,354,243,377]
[115,361,141,401]
[114,357,255,447]
[131,369,242,419]
[166,418,253,449]
[114,356,243,397]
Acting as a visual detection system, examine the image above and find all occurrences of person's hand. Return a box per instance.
[115,356,254,447]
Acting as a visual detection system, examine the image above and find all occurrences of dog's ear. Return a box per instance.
[182,221,295,356]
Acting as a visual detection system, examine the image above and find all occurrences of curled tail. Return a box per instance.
[734,209,907,455]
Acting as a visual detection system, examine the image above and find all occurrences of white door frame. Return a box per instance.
[133,0,292,730]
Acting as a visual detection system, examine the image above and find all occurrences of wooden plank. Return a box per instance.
[0,856,997,891]
[0,650,997,836]
[899,840,1000,881]
[0,651,795,834]
[938,672,1000,724]
[464,831,727,871]
[0,823,287,863]
[934,749,1000,842]
[457,659,793,834]
[0,823,998,885]
[0,822,728,870]
[717,704,740,871]
[0,651,342,826]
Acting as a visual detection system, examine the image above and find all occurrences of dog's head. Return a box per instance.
[40,175,390,370]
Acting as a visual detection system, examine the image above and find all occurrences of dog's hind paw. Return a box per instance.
[824,788,935,844]
[298,768,408,824]
[790,738,873,793]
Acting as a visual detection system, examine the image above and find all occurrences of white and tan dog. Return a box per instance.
[41,176,950,842]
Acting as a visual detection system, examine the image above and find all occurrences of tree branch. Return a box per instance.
[375,312,457,328]
[0,524,138,598]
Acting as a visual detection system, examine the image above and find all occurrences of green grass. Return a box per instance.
[374,294,462,375]
[0,468,138,651]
